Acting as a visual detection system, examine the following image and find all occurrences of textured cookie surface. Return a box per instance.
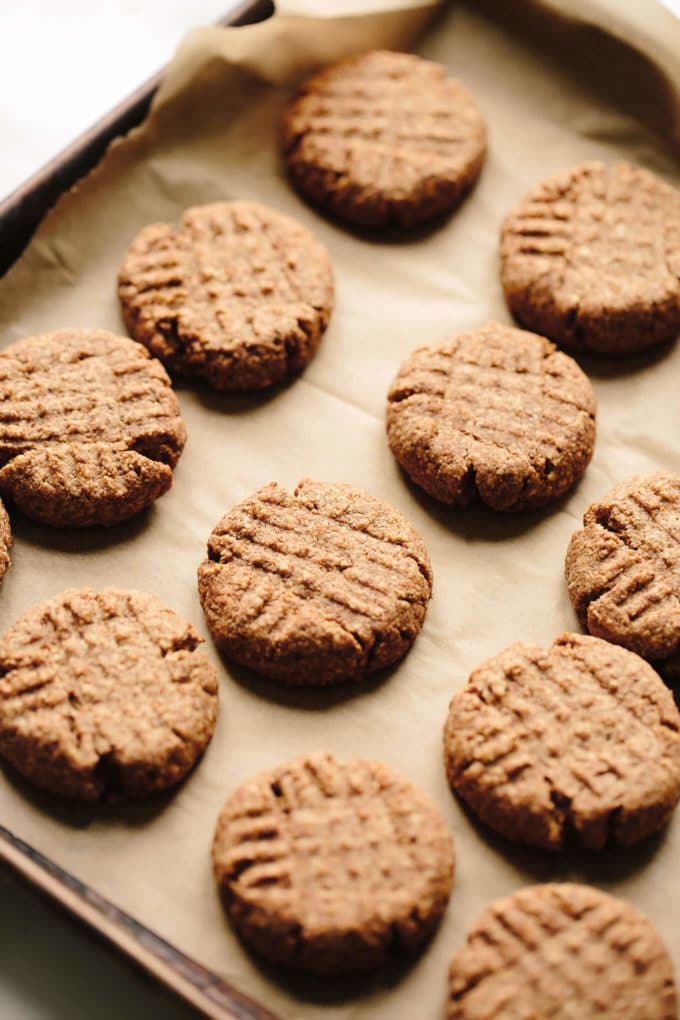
[0,498,11,582]
[119,200,334,390]
[566,473,680,678]
[444,633,680,850]
[213,752,454,974]
[0,588,218,800]
[198,479,432,685]
[282,50,486,229]
[386,322,596,511]
[501,161,680,354]
[0,329,185,527]
[448,883,677,1020]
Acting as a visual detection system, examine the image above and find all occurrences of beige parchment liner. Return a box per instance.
[1,1,680,1016]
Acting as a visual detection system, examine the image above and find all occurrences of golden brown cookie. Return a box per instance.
[0,498,11,583]
[213,752,454,974]
[0,588,219,800]
[0,329,185,527]
[282,50,487,229]
[118,200,334,390]
[566,472,680,678]
[444,633,680,851]
[197,479,432,686]
[448,883,678,1020]
[500,161,680,355]
[386,322,596,511]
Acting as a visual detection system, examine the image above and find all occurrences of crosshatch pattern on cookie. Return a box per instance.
[213,752,454,974]
[448,883,678,1020]
[282,50,487,228]
[198,479,432,685]
[501,161,680,354]
[445,633,680,850]
[566,473,680,677]
[119,201,334,391]
[387,322,595,511]
[0,588,218,800]
[0,329,186,526]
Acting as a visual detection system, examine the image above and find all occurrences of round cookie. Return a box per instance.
[0,588,219,800]
[500,161,680,355]
[118,200,334,391]
[386,322,596,512]
[198,478,432,686]
[0,498,11,583]
[566,472,680,678]
[282,50,486,229]
[444,633,680,851]
[0,329,185,527]
[213,752,454,975]
[448,883,678,1020]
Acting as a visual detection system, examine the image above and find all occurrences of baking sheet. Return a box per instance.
[1,1,680,1017]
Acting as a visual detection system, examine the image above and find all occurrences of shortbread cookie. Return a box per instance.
[0,588,218,799]
[566,473,680,678]
[118,200,334,390]
[198,479,432,685]
[444,634,680,850]
[213,752,454,974]
[0,498,11,582]
[386,322,596,511]
[500,161,680,355]
[448,883,678,1020]
[282,50,486,229]
[0,329,185,527]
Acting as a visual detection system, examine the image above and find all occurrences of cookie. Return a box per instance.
[386,322,596,512]
[0,588,218,800]
[500,161,680,355]
[282,50,486,229]
[213,752,454,974]
[0,498,11,583]
[0,329,185,527]
[444,633,680,851]
[566,472,680,678]
[197,479,432,686]
[448,883,677,1020]
[118,200,334,391]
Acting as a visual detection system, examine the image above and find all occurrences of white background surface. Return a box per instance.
[0,2,679,1019]
[0,1,241,201]
[0,7,239,1018]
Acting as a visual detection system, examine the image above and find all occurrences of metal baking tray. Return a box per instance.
[3,3,679,1019]
[0,3,280,1017]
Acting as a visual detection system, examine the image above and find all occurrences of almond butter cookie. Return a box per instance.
[198,479,432,686]
[0,328,185,527]
[386,322,596,511]
[0,588,218,800]
[0,498,11,583]
[118,200,334,390]
[500,161,680,355]
[444,634,680,850]
[566,472,680,678]
[448,883,677,1020]
[282,50,486,229]
[213,752,454,974]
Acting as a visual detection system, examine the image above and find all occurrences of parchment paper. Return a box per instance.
[1,2,680,1017]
